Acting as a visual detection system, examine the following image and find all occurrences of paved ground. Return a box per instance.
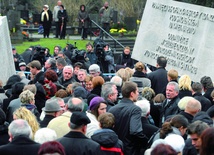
[31,33,99,41]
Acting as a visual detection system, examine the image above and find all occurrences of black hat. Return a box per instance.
[70,112,90,126]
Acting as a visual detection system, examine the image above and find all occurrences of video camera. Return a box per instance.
[93,38,106,58]
[34,46,46,57]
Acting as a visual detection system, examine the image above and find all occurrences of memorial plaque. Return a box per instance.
[0,16,16,85]
[132,0,214,82]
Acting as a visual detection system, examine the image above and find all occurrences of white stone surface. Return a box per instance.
[0,16,16,85]
[132,0,214,82]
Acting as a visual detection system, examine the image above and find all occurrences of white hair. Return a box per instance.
[110,76,123,87]
[135,99,150,117]
[34,128,57,144]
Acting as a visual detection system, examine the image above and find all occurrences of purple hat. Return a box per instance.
[89,96,106,110]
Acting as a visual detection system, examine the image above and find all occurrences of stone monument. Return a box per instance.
[132,0,214,82]
[0,16,16,85]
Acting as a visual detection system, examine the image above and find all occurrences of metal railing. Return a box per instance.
[89,20,124,50]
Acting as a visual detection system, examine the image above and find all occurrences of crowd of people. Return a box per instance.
[1,1,214,155]
[1,36,214,155]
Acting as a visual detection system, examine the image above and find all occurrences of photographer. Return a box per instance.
[94,39,115,73]
[31,46,46,66]
[71,49,90,70]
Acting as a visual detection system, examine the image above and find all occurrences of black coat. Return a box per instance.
[58,76,76,88]
[178,89,192,99]
[179,111,194,124]
[57,131,101,155]
[141,117,159,140]
[117,53,134,68]
[40,10,53,29]
[0,135,41,155]
[109,98,148,155]
[204,87,214,104]
[91,129,124,155]
[161,96,180,123]
[0,122,9,146]
[40,115,55,128]
[147,67,168,95]
[29,71,45,85]
[193,92,212,111]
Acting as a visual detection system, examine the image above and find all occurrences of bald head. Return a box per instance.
[185,98,201,116]
[57,0,62,5]
[67,97,84,112]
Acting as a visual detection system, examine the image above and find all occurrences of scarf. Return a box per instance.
[41,10,49,22]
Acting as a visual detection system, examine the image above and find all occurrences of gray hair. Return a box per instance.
[9,119,32,138]
[34,128,57,144]
[47,57,56,68]
[167,81,179,93]
[101,82,115,100]
[110,76,123,87]
[56,57,67,66]
[135,99,150,117]
[78,69,87,75]
[63,65,74,73]
[23,84,37,95]
[67,97,84,112]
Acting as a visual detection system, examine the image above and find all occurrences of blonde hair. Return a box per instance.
[19,90,35,104]
[167,69,178,81]
[116,68,131,83]
[135,62,145,72]
[179,75,192,90]
[13,107,40,138]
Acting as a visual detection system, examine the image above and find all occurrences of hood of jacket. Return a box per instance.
[91,129,118,148]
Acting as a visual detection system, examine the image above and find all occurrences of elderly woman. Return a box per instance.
[19,90,40,121]
[40,5,52,38]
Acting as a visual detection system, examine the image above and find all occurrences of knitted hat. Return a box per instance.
[89,96,106,110]
[73,86,87,99]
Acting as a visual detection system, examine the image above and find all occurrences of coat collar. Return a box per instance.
[63,131,88,139]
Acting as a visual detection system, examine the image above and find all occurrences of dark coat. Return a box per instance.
[86,51,97,65]
[78,5,89,28]
[161,96,180,123]
[109,98,148,155]
[150,101,162,127]
[0,122,9,146]
[147,67,168,95]
[204,87,214,104]
[0,135,41,155]
[40,10,53,29]
[58,76,76,88]
[178,89,192,99]
[183,138,198,155]
[193,92,212,111]
[91,129,124,155]
[141,117,159,140]
[40,115,55,128]
[179,111,194,124]
[117,53,134,69]
[57,131,101,155]
[29,71,45,85]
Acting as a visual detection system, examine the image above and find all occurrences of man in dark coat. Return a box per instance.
[40,98,63,128]
[200,76,214,104]
[0,119,41,155]
[27,60,45,85]
[148,56,168,95]
[109,81,148,155]
[57,111,101,155]
[58,65,76,88]
[161,82,180,125]
[192,82,212,111]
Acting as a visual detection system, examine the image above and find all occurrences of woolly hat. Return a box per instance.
[73,86,87,99]
[89,96,106,110]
